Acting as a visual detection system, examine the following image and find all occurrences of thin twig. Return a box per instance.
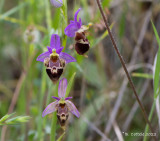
[113,121,124,141]
[95,0,157,140]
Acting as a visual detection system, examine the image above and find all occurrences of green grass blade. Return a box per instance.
[66,72,76,97]
[0,2,28,20]
[143,21,160,141]
[44,0,52,32]
[56,132,65,141]
[50,113,57,141]
[0,0,5,14]
[151,21,160,98]
[132,73,153,79]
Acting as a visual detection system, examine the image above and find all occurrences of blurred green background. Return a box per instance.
[0,0,160,141]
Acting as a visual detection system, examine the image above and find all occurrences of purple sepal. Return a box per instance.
[42,101,58,117]
[52,96,61,101]
[66,100,80,118]
[50,0,63,8]
[59,52,76,64]
[58,78,68,98]
[36,51,50,62]
[50,34,61,49]
[65,97,72,100]
[74,8,81,22]
[64,8,82,37]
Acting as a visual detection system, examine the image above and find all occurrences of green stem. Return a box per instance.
[44,0,52,32]
[0,0,4,14]
[37,66,46,141]
[43,82,53,129]
[143,100,156,141]
[50,83,59,141]
[61,0,68,49]
[50,113,57,141]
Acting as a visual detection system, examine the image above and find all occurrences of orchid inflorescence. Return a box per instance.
[36,1,91,128]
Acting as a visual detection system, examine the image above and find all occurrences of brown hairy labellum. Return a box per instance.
[44,58,66,83]
[56,103,69,128]
[50,53,59,63]
[75,32,90,55]
[46,67,63,83]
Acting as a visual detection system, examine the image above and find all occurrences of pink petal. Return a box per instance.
[50,34,61,49]
[42,101,58,117]
[66,100,80,118]
[65,97,72,100]
[59,52,76,64]
[52,96,61,101]
[36,51,50,62]
[47,46,52,53]
[58,78,68,98]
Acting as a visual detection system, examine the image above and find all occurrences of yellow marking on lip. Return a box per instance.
[59,98,66,104]
[50,49,59,62]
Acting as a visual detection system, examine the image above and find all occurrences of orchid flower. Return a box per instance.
[36,34,76,82]
[64,8,90,55]
[42,78,80,126]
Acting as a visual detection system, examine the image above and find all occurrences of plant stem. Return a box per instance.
[95,0,157,140]
[50,113,57,141]
[37,66,46,141]
[143,101,156,141]
[45,0,52,32]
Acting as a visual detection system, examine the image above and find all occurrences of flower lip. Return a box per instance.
[46,67,64,83]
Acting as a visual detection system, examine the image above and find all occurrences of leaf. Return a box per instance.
[132,72,153,79]
[56,132,65,141]
[151,21,160,98]
[66,72,76,97]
